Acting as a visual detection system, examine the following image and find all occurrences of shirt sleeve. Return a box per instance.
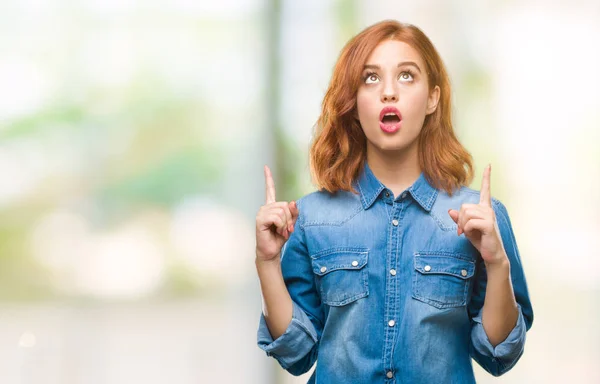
[468,198,534,377]
[256,198,324,376]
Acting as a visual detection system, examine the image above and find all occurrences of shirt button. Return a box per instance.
[424,265,431,272]
[388,319,395,327]
[385,191,390,197]
[390,269,397,276]
[386,371,393,379]
[461,269,468,277]
[392,219,399,226]
[351,260,358,267]
[320,266,327,273]
[401,192,407,199]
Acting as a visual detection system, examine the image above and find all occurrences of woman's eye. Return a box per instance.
[365,74,379,84]
[363,72,412,84]
[399,72,413,82]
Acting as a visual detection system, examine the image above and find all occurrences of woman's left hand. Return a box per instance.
[447,164,507,266]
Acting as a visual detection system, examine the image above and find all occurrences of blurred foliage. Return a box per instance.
[0,222,56,301]
[159,262,203,299]
[0,76,224,300]
[334,0,359,43]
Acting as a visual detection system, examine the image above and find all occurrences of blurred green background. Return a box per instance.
[0,0,598,383]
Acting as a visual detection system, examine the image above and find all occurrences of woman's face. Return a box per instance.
[356,39,440,155]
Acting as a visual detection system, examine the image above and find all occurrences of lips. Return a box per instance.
[379,106,402,133]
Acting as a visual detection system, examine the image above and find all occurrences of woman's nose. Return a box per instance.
[381,86,398,103]
[381,93,398,102]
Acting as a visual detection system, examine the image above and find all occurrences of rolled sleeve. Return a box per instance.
[257,300,318,370]
[470,304,527,376]
[469,199,533,377]
[256,198,323,375]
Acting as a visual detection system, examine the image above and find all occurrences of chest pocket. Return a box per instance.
[311,248,369,306]
[412,252,475,309]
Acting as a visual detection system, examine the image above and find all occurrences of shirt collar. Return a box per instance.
[355,161,438,212]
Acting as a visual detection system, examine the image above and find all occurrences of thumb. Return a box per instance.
[289,201,299,218]
[447,209,459,224]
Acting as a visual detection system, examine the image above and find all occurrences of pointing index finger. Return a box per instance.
[480,164,492,207]
[264,165,277,204]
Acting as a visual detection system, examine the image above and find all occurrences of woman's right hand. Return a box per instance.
[255,165,299,264]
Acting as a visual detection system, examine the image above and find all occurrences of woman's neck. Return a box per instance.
[366,144,421,198]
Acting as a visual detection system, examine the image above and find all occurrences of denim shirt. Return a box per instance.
[257,162,534,383]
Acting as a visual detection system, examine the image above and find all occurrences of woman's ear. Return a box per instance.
[426,85,440,115]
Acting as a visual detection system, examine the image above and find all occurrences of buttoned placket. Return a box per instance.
[382,190,409,381]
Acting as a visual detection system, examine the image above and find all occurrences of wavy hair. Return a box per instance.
[309,20,473,196]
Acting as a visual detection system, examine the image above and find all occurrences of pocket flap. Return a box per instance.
[414,254,475,279]
[311,249,368,276]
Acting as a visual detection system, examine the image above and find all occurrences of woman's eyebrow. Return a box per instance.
[363,61,422,73]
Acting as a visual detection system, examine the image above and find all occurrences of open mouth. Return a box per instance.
[379,107,402,133]
[381,113,401,124]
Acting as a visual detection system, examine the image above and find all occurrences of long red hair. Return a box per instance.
[309,20,473,196]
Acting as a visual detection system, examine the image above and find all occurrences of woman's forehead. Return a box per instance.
[365,40,424,68]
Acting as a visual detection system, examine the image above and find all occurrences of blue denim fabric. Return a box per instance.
[257,161,534,383]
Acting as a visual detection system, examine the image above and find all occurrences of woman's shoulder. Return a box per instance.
[435,185,509,216]
[296,187,360,206]
[294,188,363,227]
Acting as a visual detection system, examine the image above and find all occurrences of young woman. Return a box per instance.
[255,20,533,383]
